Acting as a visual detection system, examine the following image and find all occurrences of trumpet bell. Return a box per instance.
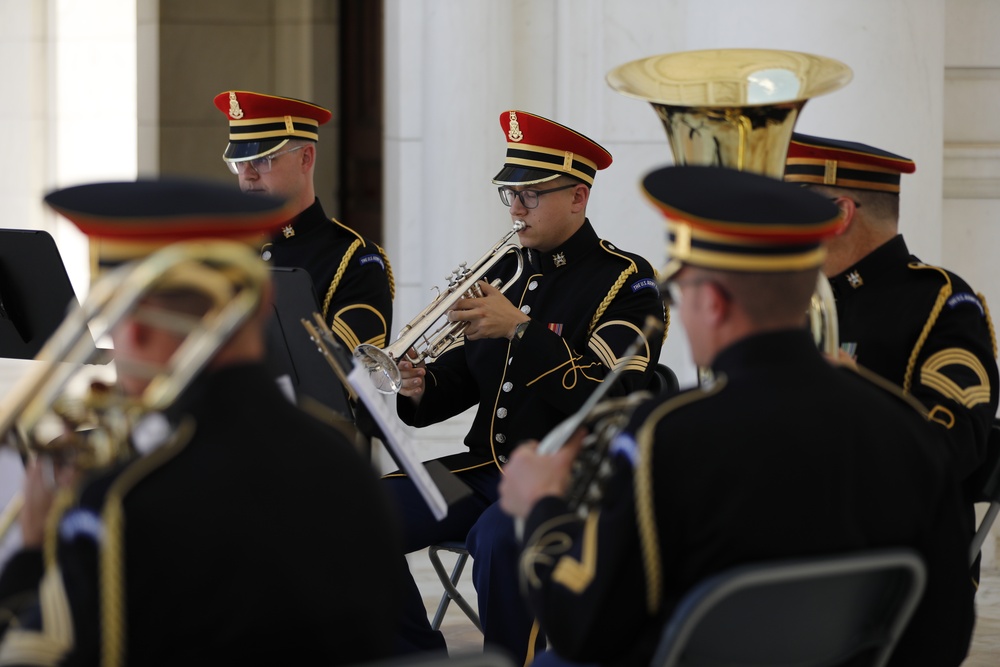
[606,49,853,178]
[354,344,403,395]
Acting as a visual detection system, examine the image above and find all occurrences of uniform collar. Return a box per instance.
[527,219,599,274]
[828,234,910,294]
[712,329,820,378]
[271,198,327,241]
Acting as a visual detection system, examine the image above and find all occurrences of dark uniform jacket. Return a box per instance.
[831,234,998,483]
[397,220,666,471]
[521,330,975,667]
[0,363,402,667]
[263,198,394,350]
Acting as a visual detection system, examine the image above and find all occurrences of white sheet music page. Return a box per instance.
[347,364,448,520]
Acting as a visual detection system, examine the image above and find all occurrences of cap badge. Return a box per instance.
[552,252,567,267]
[562,151,574,172]
[847,270,863,288]
[823,159,838,185]
[282,224,295,239]
[507,111,524,143]
[228,92,244,120]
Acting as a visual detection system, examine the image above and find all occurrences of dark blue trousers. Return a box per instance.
[384,466,546,665]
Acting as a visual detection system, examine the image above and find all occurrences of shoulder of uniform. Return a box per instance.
[329,216,366,245]
[611,379,727,465]
[598,239,652,269]
[844,363,930,419]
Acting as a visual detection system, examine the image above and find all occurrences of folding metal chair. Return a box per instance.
[652,549,926,667]
[970,419,1000,566]
[427,541,482,632]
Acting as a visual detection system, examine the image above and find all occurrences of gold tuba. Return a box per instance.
[0,241,269,538]
[354,221,526,394]
[607,48,852,355]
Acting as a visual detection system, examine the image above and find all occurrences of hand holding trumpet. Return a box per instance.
[446,280,529,341]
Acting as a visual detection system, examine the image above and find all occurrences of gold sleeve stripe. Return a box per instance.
[331,304,389,349]
[920,348,992,409]
[0,568,74,665]
[551,513,600,594]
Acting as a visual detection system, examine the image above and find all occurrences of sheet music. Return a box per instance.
[347,363,448,520]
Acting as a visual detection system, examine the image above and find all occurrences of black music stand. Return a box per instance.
[265,267,353,419]
[0,229,86,360]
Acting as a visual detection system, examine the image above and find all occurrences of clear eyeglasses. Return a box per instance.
[497,183,576,209]
[226,145,305,175]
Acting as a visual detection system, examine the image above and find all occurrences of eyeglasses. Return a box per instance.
[226,145,305,175]
[663,278,714,307]
[664,277,733,308]
[498,183,577,209]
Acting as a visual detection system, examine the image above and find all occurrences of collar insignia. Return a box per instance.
[552,252,567,267]
[508,111,523,142]
[847,270,863,288]
[282,224,295,239]
[228,92,244,120]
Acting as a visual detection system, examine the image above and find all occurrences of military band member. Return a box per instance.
[785,134,999,562]
[500,166,974,667]
[0,180,403,666]
[214,90,395,352]
[387,111,667,662]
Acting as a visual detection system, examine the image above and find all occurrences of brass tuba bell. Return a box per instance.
[607,48,852,355]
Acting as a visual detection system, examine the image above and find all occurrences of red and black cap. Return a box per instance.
[492,110,612,187]
[45,178,295,275]
[785,133,915,194]
[214,90,332,163]
[643,165,842,281]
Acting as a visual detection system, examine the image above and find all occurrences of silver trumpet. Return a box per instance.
[354,220,526,394]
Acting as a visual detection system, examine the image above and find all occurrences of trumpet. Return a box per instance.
[354,220,526,393]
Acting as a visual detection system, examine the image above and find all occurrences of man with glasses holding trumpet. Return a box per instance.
[499,165,975,667]
[385,111,667,662]
[0,180,403,666]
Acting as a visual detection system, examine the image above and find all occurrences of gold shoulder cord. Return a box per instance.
[100,419,195,667]
[587,244,638,336]
[903,265,952,394]
[321,239,362,321]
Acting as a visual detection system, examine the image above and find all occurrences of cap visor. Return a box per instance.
[223,139,288,162]
[492,165,562,186]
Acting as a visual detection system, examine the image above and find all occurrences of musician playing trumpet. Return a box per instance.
[499,166,975,667]
[385,111,667,662]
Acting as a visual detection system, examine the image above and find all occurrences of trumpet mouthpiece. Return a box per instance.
[513,220,526,231]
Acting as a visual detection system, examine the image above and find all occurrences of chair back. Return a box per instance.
[648,363,680,396]
[652,549,926,667]
[969,418,1000,565]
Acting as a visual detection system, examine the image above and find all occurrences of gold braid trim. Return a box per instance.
[588,265,636,336]
[99,419,195,667]
[633,379,726,614]
[43,490,76,569]
[980,292,998,358]
[378,243,396,300]
[903,264,952,394]
[321,239,362,321]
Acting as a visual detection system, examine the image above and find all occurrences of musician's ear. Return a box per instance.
[570,182,590,213]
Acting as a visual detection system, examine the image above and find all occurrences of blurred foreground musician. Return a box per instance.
[500,166,974,667]
[0,180,402,666]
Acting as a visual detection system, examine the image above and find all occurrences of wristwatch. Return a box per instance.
[513,320,530,340]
